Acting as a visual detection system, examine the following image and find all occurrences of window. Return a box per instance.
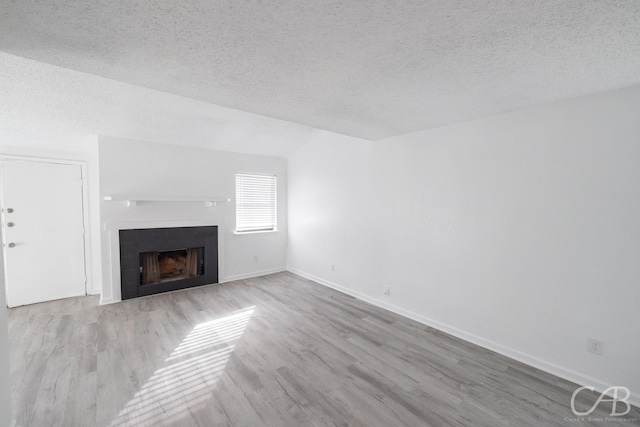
[235,173,277,232]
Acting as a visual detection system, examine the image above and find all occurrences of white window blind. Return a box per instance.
[236,173,277,232]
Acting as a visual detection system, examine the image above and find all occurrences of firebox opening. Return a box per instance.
[140,247,204,285]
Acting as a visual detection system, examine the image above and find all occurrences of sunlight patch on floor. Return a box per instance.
[110,306,255,426]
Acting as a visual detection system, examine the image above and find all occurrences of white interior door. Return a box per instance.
[1,160,86,307]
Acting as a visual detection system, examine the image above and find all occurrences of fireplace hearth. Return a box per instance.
[120,226,218,300]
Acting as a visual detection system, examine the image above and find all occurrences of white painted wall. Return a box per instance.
[288,131,375,292]
[288,85,640,404]
[99,136,288,302]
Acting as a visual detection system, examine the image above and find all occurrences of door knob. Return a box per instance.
[6,222,14,227]
[6,208,13,213]
[7,243,15,248]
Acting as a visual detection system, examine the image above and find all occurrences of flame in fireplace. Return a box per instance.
[109,306,255,426]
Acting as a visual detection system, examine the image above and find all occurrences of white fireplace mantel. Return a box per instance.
[103,195,231,207]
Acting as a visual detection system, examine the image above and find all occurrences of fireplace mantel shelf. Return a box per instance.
[103,195,231,207]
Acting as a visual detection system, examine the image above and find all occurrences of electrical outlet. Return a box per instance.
[253,255,259,263]
[587,338,604,355]
[331,264,335,272]
[384,286,391,296]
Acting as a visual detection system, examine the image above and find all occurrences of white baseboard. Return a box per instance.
[287,267,640,408]
[219,267,286,283]
[99,296,115,305]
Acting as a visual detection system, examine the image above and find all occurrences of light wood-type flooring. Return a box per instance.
[8,272,640,426]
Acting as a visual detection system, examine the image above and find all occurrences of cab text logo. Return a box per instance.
[570,386,631,417]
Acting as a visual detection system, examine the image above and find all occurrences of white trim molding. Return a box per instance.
[221,267,286,283]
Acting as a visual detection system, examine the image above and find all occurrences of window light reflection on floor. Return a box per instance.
[109,306,255,426]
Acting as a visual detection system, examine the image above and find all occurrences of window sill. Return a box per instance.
[233,229,278,235]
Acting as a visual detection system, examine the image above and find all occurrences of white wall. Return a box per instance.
[99,136,288,302]
[288,85,640,404]
[288,131,375,292]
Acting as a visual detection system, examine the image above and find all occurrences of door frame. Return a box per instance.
[0,155,93,304]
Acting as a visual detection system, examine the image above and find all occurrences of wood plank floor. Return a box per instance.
[8,272,640,426]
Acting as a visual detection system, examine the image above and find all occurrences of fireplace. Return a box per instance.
[119,226,218,300]
[140,248,204,285]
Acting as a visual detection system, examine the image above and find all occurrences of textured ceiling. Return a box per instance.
[2,0,640,141]
[0,53,319,157]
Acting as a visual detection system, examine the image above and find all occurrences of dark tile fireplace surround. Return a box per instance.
[120,226,218,300]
